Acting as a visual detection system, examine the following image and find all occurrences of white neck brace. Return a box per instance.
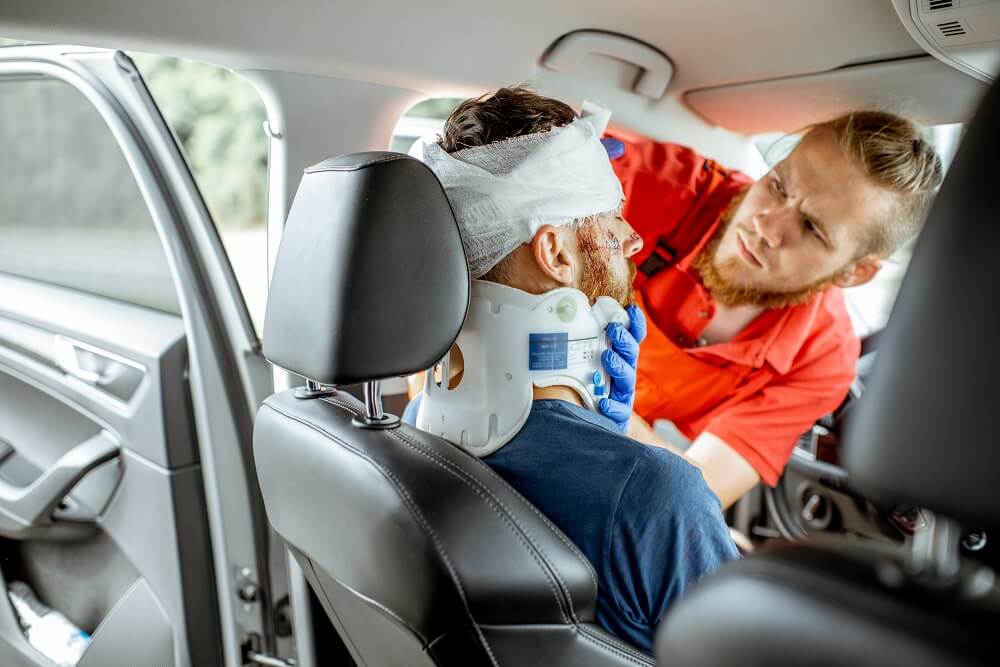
[417,280,628,457]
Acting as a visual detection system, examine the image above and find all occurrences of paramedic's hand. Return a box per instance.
[599,305,646,431]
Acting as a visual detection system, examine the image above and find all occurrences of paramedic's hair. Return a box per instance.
[803,111,944,257]
[440,86,577,282]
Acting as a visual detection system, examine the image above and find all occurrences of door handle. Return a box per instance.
[54,335,143,387]
[0,431,119,539]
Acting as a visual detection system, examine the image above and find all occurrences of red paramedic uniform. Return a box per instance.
[610,135,860,486]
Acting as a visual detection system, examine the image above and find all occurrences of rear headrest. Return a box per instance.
[844,81,1000,528]
[263,152,469,385]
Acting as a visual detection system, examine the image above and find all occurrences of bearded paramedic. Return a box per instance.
[410,87,739,653]
[607,115,943,508]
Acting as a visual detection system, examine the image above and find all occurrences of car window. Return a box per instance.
[390,97,461,155]
[0,75,182,314]
[132,53,269,332]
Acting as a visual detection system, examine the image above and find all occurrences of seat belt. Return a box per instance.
[638,238,679,279]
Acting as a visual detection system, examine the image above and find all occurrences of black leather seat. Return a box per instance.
[655,81,1000,666]
[254,153,654,666]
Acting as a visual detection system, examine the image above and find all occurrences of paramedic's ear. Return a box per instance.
[834,253,881,288]
[531,224,575,286]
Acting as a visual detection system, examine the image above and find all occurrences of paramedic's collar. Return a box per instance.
[676,217,832,376]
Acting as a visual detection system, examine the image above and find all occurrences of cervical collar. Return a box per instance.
[417,280,629,457]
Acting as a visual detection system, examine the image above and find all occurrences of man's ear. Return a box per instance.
[531,225,576,286]
[834,254,881,288]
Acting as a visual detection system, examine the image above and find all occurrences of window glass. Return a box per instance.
[133,53,268,332]
[390,97,461,155]
[0,76,181,313]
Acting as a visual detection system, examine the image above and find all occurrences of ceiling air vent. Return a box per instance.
[937,19,968,37]
[928,0,955,10]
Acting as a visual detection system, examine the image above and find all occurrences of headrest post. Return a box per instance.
[350,381,401,430]
[294,378,337,400]
[364,381,385,421]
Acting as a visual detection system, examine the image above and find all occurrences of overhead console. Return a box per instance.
[892,0,1000,83]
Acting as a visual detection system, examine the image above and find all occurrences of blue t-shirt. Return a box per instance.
[403,396,738,653]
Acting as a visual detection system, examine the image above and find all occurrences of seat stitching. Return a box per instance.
[300,558,370,666]
[577,624,656,664]
[319,398,651,660]
[306,555,430,645]
[334,397,598,601]
[261,401,500,667]
[326,396,572,624]
[385,428,571,624]
[389,421,599,602]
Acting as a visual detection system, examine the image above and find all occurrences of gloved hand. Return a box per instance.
[599,304,647,431]
[600,137,626,160]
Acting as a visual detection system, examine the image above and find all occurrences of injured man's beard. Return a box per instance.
[693,193,839,310]
[577,228,637,307]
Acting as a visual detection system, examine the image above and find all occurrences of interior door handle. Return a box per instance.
[0,431,120,539]
[54,335,143,387]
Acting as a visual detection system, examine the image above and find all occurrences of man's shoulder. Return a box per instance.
[521,399,638,445]
[524,401,716,505]
[513,400,661,464]
[620,446,720,515]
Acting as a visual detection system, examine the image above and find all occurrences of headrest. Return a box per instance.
[263,152,470,385]
[843,80,1000,528]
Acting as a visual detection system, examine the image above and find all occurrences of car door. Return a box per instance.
[0,44,280,667]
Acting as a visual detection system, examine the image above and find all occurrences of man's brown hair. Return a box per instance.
[439,86,578,282]
[439,85,576,153]
[803,111,944,257]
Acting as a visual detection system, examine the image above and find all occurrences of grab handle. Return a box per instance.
[0,431,119,539]
[542,30,674,99]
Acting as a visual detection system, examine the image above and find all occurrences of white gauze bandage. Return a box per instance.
[423,101,624,278]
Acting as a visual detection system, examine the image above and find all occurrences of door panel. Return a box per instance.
[0,277,221,666]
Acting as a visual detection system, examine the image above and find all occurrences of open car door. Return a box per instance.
[0,45,281,666]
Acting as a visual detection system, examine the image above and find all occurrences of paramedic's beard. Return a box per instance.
[694,194,838,309]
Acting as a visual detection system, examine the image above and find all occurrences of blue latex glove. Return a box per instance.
[600,137,626,160]
[598,305,647,431]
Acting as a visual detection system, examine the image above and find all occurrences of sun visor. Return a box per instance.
[684,56,989,134]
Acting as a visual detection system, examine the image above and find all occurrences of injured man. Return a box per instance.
[403,86,738,652]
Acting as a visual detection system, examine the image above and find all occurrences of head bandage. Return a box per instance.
[423,101,624,278]
[417,280,629,456]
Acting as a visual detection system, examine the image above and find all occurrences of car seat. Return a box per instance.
[655,80,1000,667]
[253,153,654,666]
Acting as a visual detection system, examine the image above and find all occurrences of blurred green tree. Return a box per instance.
[133,53,267,229]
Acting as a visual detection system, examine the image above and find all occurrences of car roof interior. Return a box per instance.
[2,2,1000,666]
[5,0,997,137]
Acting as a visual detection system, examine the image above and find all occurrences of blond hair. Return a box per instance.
[804,111,944,257]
